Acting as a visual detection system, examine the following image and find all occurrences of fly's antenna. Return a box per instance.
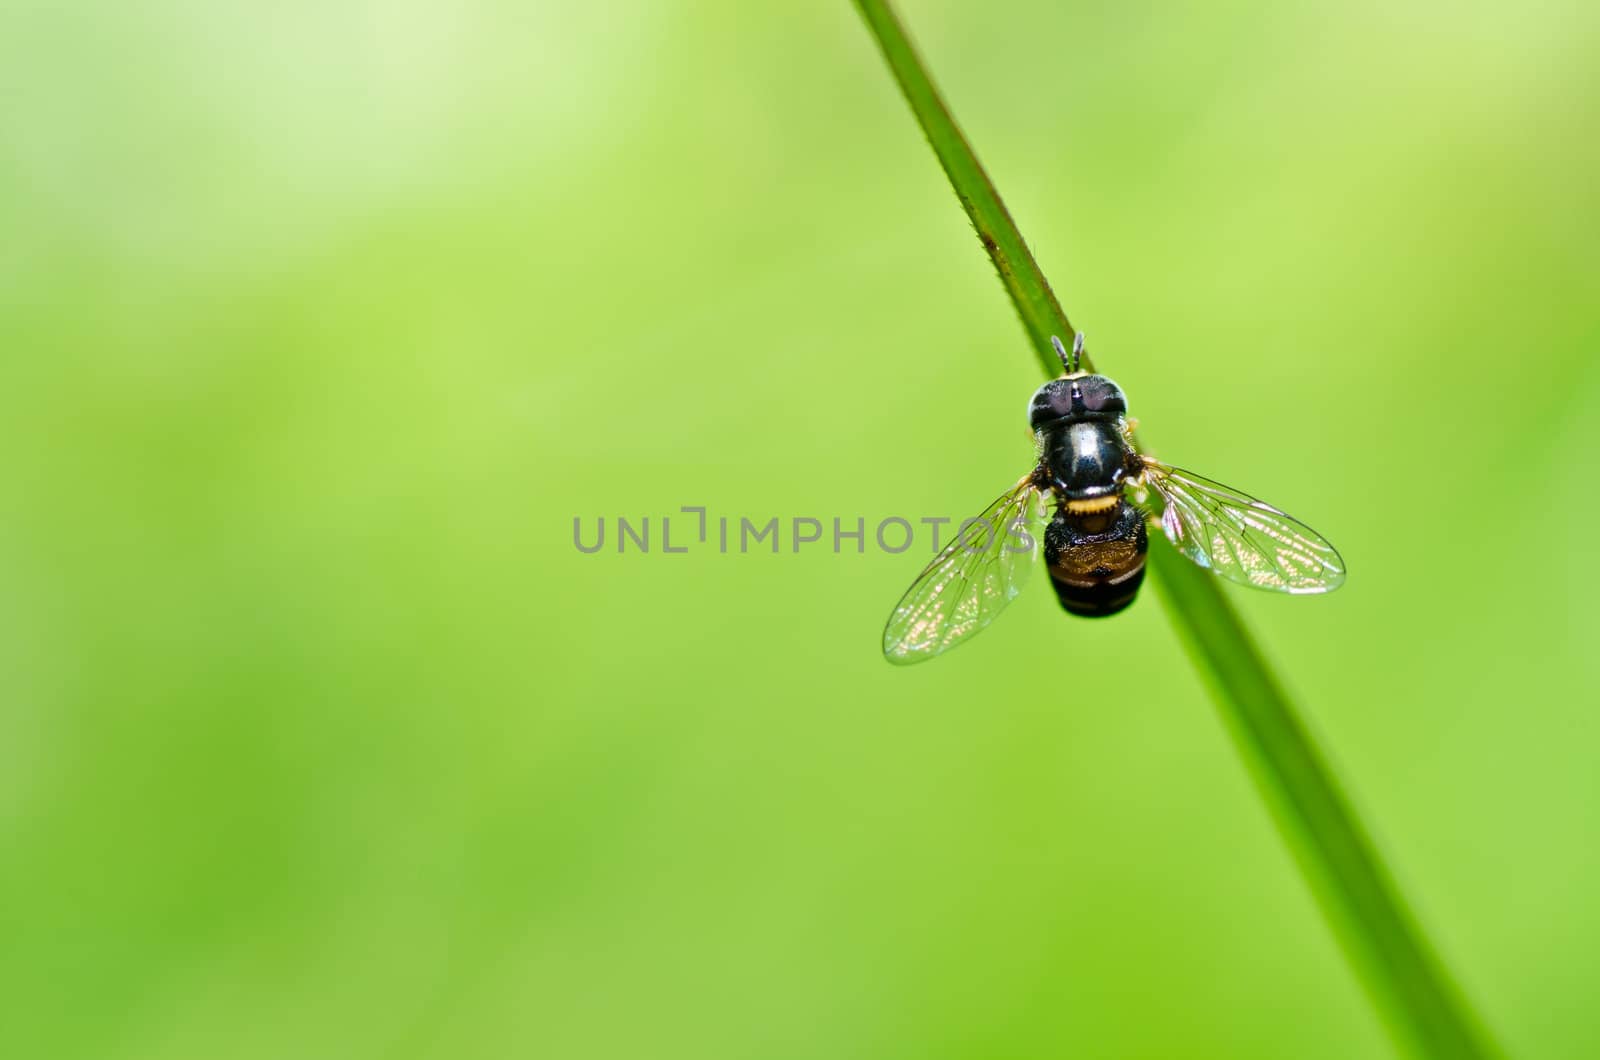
[1051,334,1085,374]
[1051,335,1072,373]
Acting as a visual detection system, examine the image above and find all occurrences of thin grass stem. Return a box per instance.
[852,2,1501,1056]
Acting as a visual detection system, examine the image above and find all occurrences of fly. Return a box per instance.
[882,334,1345,663]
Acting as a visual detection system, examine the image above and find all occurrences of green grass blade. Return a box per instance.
[851,2,1502,1056]
[1150,542,1500,1058]
[851,0,1079,381]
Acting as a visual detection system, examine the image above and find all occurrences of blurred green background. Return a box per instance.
[2,1,1597,1057]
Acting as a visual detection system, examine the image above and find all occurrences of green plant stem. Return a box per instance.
[851,2,1500,1057]
[1151,542,1499,1059]
[852,0,1077,381]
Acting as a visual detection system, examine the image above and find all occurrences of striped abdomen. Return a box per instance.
[1043,500,1148,617]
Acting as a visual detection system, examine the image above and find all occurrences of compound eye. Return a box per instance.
[1080,380,1126,414]
[1028,381,1076,427]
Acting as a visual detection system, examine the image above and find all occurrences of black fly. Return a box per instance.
[883,335,1344,664]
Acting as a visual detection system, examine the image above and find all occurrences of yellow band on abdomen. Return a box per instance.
[1064,495,1120,515]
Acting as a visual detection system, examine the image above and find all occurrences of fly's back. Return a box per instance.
[880,332,1344,664]
[1027,347,1147,617]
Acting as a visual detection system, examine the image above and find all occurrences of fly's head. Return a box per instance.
[1027,375,1128,430]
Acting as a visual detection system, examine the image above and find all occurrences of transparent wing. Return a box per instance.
[1140,459,1345,594]
[882,475,1045,664]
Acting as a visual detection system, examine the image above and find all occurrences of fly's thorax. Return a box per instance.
[1038,419,1135,499]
